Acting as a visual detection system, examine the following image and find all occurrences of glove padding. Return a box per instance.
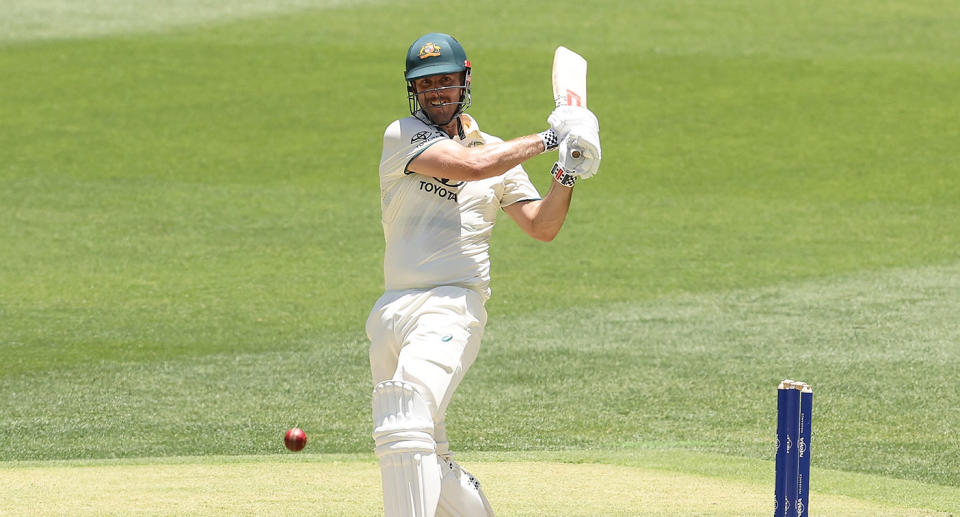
[557,127,601,180]
[548,105,599,141]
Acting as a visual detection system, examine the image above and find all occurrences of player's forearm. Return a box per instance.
[415,134,544,182]
[507,180,573,242]
[459,134,546,179]
[533,181,574,241]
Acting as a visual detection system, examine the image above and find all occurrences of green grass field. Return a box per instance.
[2,0,959,515]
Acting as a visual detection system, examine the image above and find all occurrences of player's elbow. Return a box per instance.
[529,226,561,242]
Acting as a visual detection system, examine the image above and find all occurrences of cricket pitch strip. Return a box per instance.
[1,451,954,516]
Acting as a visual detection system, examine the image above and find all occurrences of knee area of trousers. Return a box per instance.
[372,380,436,457]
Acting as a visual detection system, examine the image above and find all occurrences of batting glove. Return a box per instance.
[547,105,599,141]
[538,128,560,153]
[551,128,601,186]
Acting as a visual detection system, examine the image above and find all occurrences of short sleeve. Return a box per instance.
[501,165,541,207]
[379,118,447,179]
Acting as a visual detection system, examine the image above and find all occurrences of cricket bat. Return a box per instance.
[552,46,587,109]
[552,46,587,159]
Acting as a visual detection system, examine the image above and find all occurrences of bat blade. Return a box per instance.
[552,46,588,108]
[552,46,590,165]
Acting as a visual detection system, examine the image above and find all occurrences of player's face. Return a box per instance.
[414,72,465,125]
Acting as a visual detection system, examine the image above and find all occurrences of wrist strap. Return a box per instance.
[550,162,577,187]
[538,128,559,153]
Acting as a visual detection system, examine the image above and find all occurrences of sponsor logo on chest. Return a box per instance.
[418,177,463,202]
[410,130,446,146]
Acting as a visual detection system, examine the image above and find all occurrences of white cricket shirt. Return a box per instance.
[377,112,541,301]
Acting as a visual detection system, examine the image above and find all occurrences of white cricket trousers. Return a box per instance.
[366,285,487,446]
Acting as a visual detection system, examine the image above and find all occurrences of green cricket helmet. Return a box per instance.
[404,33,472,123]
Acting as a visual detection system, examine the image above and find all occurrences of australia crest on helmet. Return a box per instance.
[419,42,442,59]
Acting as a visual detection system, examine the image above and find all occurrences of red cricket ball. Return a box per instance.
[284,427,307,452]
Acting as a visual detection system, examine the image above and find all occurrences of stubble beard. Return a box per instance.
[423,103,459,132]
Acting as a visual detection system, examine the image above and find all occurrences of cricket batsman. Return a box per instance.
[366,33,601,516]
